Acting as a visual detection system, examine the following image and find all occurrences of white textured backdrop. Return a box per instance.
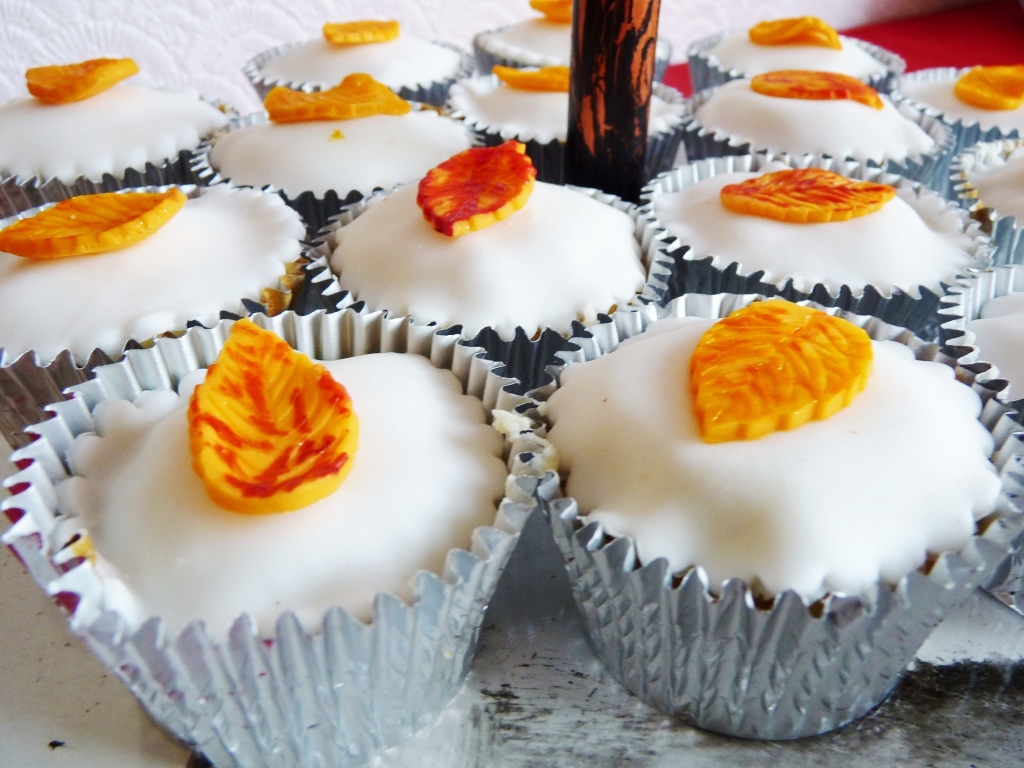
[0,0,977,111]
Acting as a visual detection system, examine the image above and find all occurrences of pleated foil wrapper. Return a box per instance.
[1,307,558,768]
[638,154,993,338]
[541,292,1024,739]
[243,40,473,108]
[950,138,1024,267]
[686,31,905,95]
[0,99,235,218]
[472,29,672,83]
[191,107,478,238]
[447,79,685,185]
[0,184,308,450]
[893,68,1022,156]
[678,85,957,194]
[938,262,1024,609]
[306,183,674,393]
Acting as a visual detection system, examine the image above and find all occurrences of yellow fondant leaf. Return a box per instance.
[188,319,359,515]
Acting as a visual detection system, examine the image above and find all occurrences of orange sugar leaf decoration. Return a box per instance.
[417,141,537,237]
[494,65,570,92]
[750,70,883,110]
[690,301,873,443]
[529,0,572,23]
[748,17,842,50]
[720,168,896,223]
[0,189,187,260]
[26,57,139,104]
[323,20,400,46]
[188,318,359,515]
[954,65,1024,110]
[264,73,411,123]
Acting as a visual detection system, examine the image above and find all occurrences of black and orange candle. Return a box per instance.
[564,0,663,202]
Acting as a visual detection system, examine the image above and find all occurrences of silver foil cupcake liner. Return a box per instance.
[541,292,1024,739]
[0,184,307,450]
[447,79,685,184]
[0,99,235,218]
[472,28,672,83]
[243,40,473,108]
[638,154,993,338]
[679,85,957,194]
[191,108,478,238]
[1,307,558,767]
[306,183,674,393]
[893,68,1022,156]
[937,265,1024,609]
[686,30,905,95]
[951,138,1024,266]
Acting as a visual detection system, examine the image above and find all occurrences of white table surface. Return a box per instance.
[4,437,1024,768]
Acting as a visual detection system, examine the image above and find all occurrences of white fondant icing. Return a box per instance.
[0,84,228,183]
[652,170,977,294]
[900,77,1024,134]
[57,352,507,637]
[0,186,304,364]
[448,75,684,144]
[967,292,1024,399]
[259,33,464,91]
[328,183,646,339]
[704,32,887,81]
[694,79,936,163]
[546,314,1001,600]
[966,146,1024,221]
[478,19,573,66]
[209,110,473,198]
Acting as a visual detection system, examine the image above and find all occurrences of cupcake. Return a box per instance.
[1,310,554,766]
[688,16,904,94]
[952,138,1024,267]
[543,296,1024,738]
[896,66,1024,151]
[0,184,305,448]
[0,58,229,216]
[447,67,685,184]
[641,156,991,335]
[244,20,472,108]
[472,0,672,82]
[195,74,474,233]
[682,72,954,192]
[311,142,671,388]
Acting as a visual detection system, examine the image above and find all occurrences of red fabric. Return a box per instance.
[662,0,1024,95]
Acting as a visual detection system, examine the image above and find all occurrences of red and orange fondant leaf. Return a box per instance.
[954,65,1024,110]
[751,70,883,109]
[494,65,570,92]
[690,301,873,443]
[188,319,359,515]
[27,58,139,104]
[323,20,400,46]
[0,189,187,260]
[529,0,572,23]
[720,168,896,223]
[748,17,842,50]
[264,73,411,123]
[417,141,537,237]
